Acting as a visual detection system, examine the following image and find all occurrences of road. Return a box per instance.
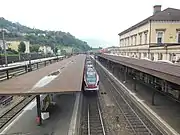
[1,94,76,135]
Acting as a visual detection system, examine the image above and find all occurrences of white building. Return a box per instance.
[39,46,53,54]
[117,5,180,63]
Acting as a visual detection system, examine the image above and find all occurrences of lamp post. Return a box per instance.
[2,28,8,66]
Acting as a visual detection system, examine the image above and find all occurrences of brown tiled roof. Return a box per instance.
[99,54,180,85]
[0,55,85,95]
[118,8,180,36]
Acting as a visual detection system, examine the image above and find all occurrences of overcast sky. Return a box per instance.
[0,0,180,47]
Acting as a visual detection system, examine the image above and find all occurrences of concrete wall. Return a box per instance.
[24,41,30,53]
[120,23,150,47]
[39,46,53,54]
[6,41,20,51]
[151,21,180,43]
[7,41,30,53]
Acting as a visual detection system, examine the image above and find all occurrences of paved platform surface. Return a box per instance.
[0,54,85,94]
[107,63,180,134]
[1,94,76,135]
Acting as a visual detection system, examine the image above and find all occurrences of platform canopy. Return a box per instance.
[98,54,180,85]
[0,54,86,95]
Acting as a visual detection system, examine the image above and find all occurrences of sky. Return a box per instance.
[0,0,180,48]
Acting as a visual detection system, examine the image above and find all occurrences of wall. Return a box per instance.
[39,45,53,54]
[119,23,150,47]
[24,41,30,53]
[7,41,30,53]
[151,21,180,43]
[7,41,20,51]
[150,45,180,61]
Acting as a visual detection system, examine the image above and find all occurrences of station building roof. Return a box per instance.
[0,55,85,95]
[98,54,180,85]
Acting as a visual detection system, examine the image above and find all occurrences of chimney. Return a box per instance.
[153,5,161,14]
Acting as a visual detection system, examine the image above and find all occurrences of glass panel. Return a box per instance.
[157,31,163,44]
[145,33,148,44]
[178,33,180,43]
[157,37,162,43]
[139,35,142,44]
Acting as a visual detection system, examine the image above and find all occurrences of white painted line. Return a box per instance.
[23,99,36,111]
[93,57,179,135]
[68,93,81,135]
[33,75,58,88]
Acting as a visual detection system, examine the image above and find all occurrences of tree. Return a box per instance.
[18,41,26,52]
[55,47,58,54]
[61,50,66,55]
[30,45,40,52]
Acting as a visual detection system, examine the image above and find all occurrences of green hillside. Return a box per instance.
[0,17,90,52]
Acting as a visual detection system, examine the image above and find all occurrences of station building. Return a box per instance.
[118,5,180,62]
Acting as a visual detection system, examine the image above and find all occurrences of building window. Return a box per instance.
[151,53,154,61]
[139,53,141,59]
[139,33,142,44]
[144,32,148,44]
[156,31,164,44]
[134,35,137,45]
[143,52,147,58]
[169,53,173,61]
[177,31,180,43]
[131,36,133,45]
[172,53,177,62]
[127,37,129,46]
[120,39,122,46]
[158,53,163,60]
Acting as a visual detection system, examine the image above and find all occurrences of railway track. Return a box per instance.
[96,62,163,135]
[81,93,106,135]
[0,96,35,130]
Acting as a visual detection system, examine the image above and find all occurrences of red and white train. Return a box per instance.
[83,57,99,91]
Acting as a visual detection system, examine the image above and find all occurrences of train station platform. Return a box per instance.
[96,56,180,134]
[0,93,81,135]
[0,54,85,95]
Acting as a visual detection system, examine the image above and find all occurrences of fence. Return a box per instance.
[0,53,54,65]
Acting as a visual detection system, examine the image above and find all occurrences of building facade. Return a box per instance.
[6,41,30,53]
[118,5,180,62]
[39,45,53,54]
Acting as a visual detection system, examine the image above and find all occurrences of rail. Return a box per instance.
[95,56,179,135]
[81,94,106,135]
[0,96,35,130]
[96,59,163,135]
